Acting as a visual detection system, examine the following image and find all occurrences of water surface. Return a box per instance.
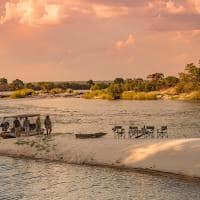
[0,98,200,138]
[0,156,200,200]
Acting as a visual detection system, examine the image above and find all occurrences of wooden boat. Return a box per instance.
[75,132,107,139]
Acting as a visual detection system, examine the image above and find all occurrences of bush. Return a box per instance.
[121,91,158,100]
[10,89,35,98]
[49,88,65,95]
[83,90,113,100]
[184,91,200,100]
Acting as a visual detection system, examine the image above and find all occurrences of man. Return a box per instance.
[36,116,41,134]
[13,117,21,137]
[44,115,52,135]
[23,117,30,136]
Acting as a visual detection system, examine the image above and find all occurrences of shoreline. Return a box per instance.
[1,153,200,183]
[1,90,200,101]
[0,135,199,179]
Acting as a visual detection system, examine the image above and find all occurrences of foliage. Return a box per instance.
[184,91,200,100]
[49,88,65,95]
[121,91,158,100]
[10,89,35,98]
[91,83,108,90]
[107,83,123,99]
[114,78,124,84]
[83,90,113,100]
[12,79,24,90]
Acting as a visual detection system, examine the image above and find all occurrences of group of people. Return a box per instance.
[13,115,52,137]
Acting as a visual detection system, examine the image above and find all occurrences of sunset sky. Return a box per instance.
[0,0,200,82]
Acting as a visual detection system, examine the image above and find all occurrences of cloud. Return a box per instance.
[92,4,129,18]
[0,0,68,26]
[115,34,135,50]
[0,0,200,31]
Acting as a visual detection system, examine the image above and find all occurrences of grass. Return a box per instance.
[10,89,35,99]
[49,88,65,95]
[183,91,200,100]
[83,90,113,100]
[121,91,158,100]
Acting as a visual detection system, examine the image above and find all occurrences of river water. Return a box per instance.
[0,97,200,138]
[0,156,200,200]
[0,98,200,199]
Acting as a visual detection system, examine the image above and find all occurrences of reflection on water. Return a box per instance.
[0,156,200,200]
[0,98,200,138]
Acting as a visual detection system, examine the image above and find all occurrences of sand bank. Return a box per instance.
[0,135,199,178]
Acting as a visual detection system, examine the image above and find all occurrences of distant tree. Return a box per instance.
[107,83,123,99]
[87,80,94,87]
[178,63,200,92]
[91,83,108,90]
[12,79,24,90]
[0,78,8,85]
[147,73,164,82]
[114,78,124,84]
[25,83,35,90]
[40,82,55,91]
[164,76,179,87]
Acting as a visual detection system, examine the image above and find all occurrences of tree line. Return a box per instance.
[1,62,200,97]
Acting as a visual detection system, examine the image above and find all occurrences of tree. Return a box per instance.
[147,73,164,82]
[107,83,123,99]
[164,76,179,87]
[114,78,124,84]
[12,79,24,90]
[178,63,200,92]
[87,80,94,88]
[91,83,108,90]
[0,78,8,85]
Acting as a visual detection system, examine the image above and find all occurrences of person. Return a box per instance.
[36,116,41,134]
[44,115,52,135]
[23,117,30,136]
[13,117,21,137]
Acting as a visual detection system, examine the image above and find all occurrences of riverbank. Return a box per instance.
[0,135,199,178]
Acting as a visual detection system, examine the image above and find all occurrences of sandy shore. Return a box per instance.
[0,135,199,178]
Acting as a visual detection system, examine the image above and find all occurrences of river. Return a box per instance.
[0,156,200,200]
[0,98,200,199]
[0,97,200,138]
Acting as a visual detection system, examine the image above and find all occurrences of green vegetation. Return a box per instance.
[49,88,65,95]
[83,90,113,100]
[10,89,35,99]
[121,91,158,100]
[1,60,200,100]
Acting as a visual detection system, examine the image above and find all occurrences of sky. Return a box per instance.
[0,0,200,82]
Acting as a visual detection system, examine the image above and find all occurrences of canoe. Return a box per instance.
[75,132,107,139]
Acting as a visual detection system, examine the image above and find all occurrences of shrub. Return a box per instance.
[121,91,158,100]
[83,90,113,100]
[184,91,200,100]
[10,89,35,98]
[49,88,65,95]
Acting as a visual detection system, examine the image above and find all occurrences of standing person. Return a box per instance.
[36,116,41,134]
[23,117,30,136]
[13,117,21,137]
[44,115,52,135]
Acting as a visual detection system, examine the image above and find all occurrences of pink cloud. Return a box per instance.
[115,34,135,50]
[0,0,68,26]
[92,4,129,18]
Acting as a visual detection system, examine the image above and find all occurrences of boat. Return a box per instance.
[0,114,44,139]
[75,132,107,139]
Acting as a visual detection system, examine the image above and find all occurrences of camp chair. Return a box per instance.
[112,126,125,139]
[128,126,139,139]
[157,126,168,138]
[146,126,155,138]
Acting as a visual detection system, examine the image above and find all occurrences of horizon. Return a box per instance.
[0,0,200,82]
